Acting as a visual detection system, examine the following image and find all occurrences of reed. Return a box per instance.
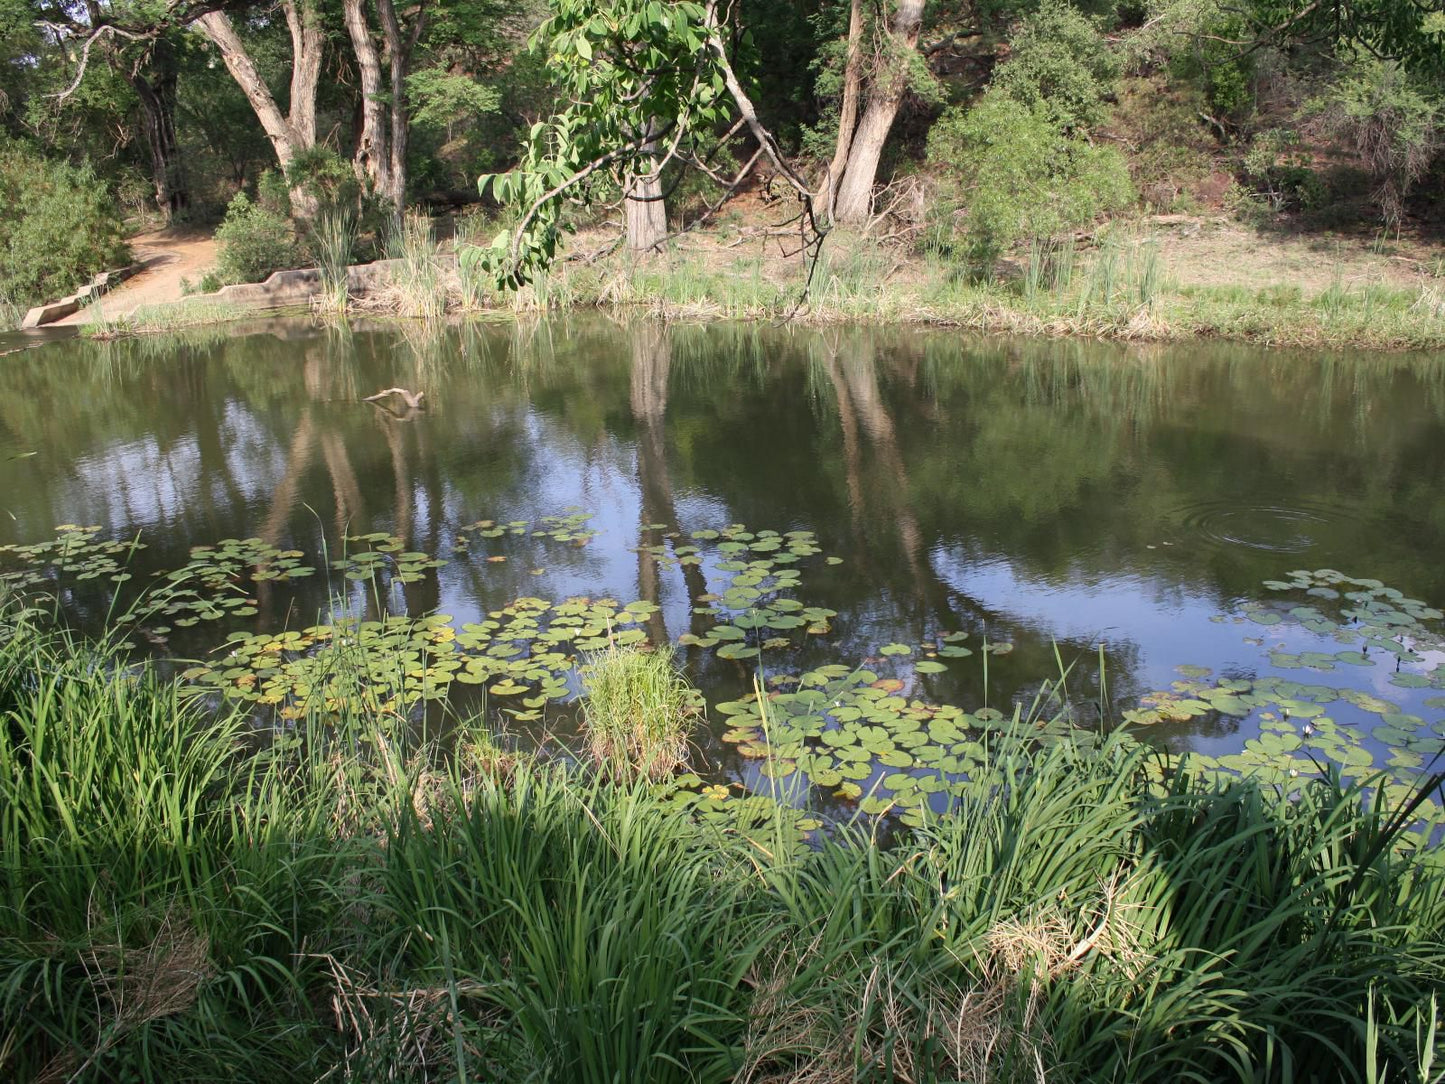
[580,642,702,780]
[309,207,357,314]
[385,211,447,320]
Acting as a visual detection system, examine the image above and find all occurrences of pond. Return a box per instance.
[2,317,1443,820]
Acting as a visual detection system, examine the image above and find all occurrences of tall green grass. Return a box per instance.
[309,207,357,314]
[0,610,1441,1081]
[580,642,702,780]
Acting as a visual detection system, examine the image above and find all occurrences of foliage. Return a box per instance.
[1144,0,1260,121]
[464,0,733,287]
[284,145,361,212]
[927,93,1135,265]
[1108,76,1218,212]
[407,67,504,132]
[992,0,1122,131]
[1247,0,1445,80]
[213,191,300,285]
[1307,54,1442,228]
[1242,126,1324,211]
[0,143,131,310]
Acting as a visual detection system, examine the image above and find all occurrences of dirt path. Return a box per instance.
[58,227,217,325]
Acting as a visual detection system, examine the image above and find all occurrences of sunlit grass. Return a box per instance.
[580,642,702,780]
[385,211,447,320]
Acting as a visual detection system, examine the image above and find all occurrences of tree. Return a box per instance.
[192,0,325,219]
[1309,53,1441,227]
[342,0,428,209]
[829,0,924,224]
[127,33,188,216]
[506,0,725,254]
[18,0,217,219]
[467,0,820,286]
[812,0,993,224]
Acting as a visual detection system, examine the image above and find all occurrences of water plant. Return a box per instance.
[581,642,703,780]
[385,211,446,320]
[309,207,357,313]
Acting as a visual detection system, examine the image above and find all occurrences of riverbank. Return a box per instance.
[2,611,1442,1081]
[75,214,1445,352]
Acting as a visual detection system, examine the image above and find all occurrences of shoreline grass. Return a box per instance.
[1,609,1442,1081]
[81,227,1445,352]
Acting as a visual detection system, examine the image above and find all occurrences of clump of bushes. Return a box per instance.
[1308,55,1442,229]
[927,94,1134,267]
[0,142,131,314]
[926,0,1133,269]
[212,187,300,286]
[991,0,1121,132]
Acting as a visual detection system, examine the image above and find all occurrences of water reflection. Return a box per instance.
[2,317,1444,765]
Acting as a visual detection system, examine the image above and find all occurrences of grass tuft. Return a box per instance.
[309,207,357,314]
[580,642,702,780]
[384,211,447,320]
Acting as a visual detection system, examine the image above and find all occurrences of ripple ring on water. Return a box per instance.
[1173,501,1338,554]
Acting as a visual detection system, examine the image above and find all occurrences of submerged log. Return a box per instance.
[363,387,426,410]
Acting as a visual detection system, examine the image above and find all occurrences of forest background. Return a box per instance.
[2,0,1443,330]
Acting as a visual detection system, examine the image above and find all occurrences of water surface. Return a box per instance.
[2,317,1442,806]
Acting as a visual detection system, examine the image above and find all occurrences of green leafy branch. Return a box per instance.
[462,0,826,298]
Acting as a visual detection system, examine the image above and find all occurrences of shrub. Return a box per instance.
[1307,55,1442,228]
[213,191,300,285]
[256,168,291,217]
[1242,127,1324,212]
[993,0,1121,132]
[0,143,131,311]
[927,93,1135,267]
[284,146,360,212]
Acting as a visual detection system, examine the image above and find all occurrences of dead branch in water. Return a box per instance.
[363,387,425,410]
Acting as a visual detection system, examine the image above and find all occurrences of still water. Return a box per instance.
[2,317,1443,807]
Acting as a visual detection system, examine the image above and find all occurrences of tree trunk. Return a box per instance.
[625,121,667,253]
[343,0,390,199]
[818,0,864,222]
[283,0,323,218]
[832,0,926,225]
[192,0,323,220]
[129,38,188,220]
[284,0,323,149]
[377,0,421,210]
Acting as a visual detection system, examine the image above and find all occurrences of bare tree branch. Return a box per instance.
[41,22,152,103]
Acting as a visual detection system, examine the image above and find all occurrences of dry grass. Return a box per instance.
[739,946,1024,1084]
[31,912,213,1083]
[321,953,495,1082]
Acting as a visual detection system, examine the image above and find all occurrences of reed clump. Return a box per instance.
[384,211,447,320]
[0,610,1440,1082]
[580,642,702,779]
[309,206,358,314]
